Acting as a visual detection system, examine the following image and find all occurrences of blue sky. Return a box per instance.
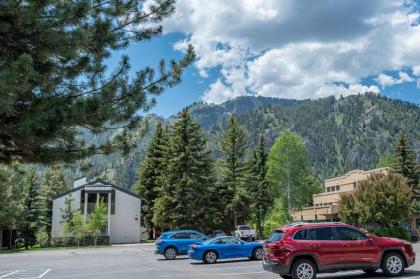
[108,1,420,117]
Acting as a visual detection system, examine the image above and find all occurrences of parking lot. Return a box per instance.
[1,244,420,279]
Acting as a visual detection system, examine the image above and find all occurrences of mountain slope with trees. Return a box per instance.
[60,93,419,188]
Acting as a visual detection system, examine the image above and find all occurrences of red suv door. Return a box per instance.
[307,227,347,266]
[334,226,378,264]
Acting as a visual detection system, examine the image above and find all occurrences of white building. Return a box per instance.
[51,177,141,244]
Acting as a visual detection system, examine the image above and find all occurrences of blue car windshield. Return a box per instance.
[205,237,217,243]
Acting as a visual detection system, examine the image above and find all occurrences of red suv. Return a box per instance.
[263,222,415,279]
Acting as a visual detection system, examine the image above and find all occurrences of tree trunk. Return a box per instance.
[0,227,3,251]
[9,229,12,249]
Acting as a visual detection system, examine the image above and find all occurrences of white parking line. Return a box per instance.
[37,269,51,278]
[0,271,19,278]
[0,269,51,279]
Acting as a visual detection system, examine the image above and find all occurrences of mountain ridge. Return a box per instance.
[64,94,420,189]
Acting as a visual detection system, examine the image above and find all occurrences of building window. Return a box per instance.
[80,190,85,214]
[99,193,109,211]
[336,186,340,191]
[87,193,97,214]
[111,190,116,215]
[327,187,331,192]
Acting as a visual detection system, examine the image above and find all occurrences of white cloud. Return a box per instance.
[376,72,414,88]
[162,0,420,103]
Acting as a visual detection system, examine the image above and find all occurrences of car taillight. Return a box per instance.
[191,244,198,249]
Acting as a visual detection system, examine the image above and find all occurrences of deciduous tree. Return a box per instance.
[338,173,413,226]
[267,129,321,221]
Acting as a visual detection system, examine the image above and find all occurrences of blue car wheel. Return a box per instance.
[164,247,177,260]
[252,247,264,260]
[203,250,218,264]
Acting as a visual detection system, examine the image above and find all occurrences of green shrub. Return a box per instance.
[35,230,50,247]
[369,227,410,241]
[263,198,288,238]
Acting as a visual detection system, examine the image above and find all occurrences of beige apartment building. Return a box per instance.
[292,167,390,222]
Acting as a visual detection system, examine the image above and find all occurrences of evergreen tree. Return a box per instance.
[0,165,19,249]
[15,166,42,249]
[0,0,194,164]
[267,129,321,221]
[245,134,273,238]
[153,109,215,230]
[135,122,167,239]
[217,116,249,229]
[393,132,419,188]
[38,165,70,233]
[61,194,75,241]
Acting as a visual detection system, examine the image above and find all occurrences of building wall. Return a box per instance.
[110,190,141,244]
[292,167,390,222]
[51,190,81,238]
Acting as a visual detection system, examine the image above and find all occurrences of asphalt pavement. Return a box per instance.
[1,243,420,279]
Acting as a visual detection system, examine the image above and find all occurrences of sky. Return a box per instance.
[109,0,420,117]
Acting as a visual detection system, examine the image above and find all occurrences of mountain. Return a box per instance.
[64,94,420,189]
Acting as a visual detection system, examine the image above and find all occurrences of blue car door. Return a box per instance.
[171,232,190,253]
[222,237,244,258]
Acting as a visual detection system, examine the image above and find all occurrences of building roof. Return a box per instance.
[53,178,140,200]
[324,167,390,183]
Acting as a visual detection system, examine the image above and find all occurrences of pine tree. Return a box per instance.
[0,1,194,164]
[153,109,215,230]
[135,122,167,239]
[15,166,42,249]
[245,134,273,238]
[61,194,75,241]
[217,116,249,229]
[38,165,70,233]
[393,132,419,188]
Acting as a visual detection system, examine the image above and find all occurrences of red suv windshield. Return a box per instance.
[266,230,285,242]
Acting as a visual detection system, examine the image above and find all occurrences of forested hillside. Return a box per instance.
[66,94,420,188]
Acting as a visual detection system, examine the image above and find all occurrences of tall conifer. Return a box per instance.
[217,116,249,228]
[135,122,167,238]
[153,109,214,230]
[393,132,419,188]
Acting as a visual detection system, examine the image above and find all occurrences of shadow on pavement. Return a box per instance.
[320,270,420,278]
[156,256,190,261]
[190,258,257,265]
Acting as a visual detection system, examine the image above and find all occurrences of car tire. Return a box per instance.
[163,247,177,260]
[252,247,264,260]
[381,252,405,277]
[291,259,316,279]
[203,250,218,264]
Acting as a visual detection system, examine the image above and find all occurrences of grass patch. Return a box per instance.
[0,244,108,254]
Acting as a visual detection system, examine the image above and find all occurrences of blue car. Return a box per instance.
[155,230,208,260]
[187,236,264,264]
